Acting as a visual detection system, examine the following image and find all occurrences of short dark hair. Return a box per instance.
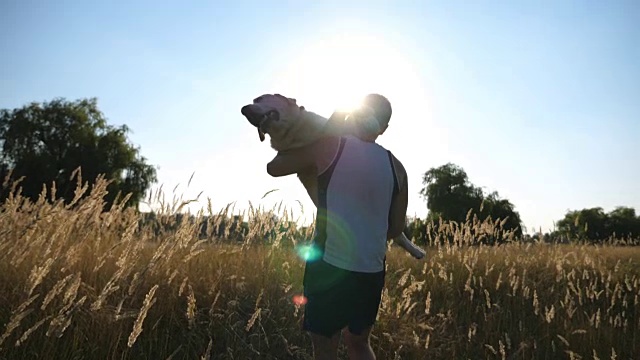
[362,93,392,129]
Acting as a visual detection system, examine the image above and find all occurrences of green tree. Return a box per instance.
[405,216,429,245]
[556,206,640,242]
[606,207,640,238]
[419,163,481,223]
[479,191,523,235]
[419,163,523,238]
[0,98,157,208]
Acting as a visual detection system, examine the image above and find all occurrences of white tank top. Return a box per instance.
[315,136,398,273]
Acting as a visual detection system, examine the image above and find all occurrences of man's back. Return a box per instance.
[316,135,398,273]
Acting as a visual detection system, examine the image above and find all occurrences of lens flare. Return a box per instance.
[295,210,358,264]
[292,295,307,306]
[296,244,322,262]
[315,209,357,258]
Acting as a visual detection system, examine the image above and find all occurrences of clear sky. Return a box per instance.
[1,0,639,233]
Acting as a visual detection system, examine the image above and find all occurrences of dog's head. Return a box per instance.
[241,94,305,144]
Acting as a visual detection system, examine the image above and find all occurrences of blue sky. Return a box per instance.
[1,0,639,232]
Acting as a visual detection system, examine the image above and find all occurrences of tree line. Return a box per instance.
[1,98,637,244]
[553,207,640,242]
[0,98,156,209]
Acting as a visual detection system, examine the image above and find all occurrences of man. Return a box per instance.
[266,94,409,360]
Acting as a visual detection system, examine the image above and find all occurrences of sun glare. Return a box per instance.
[272,33,425,116]
[266,31,439,223]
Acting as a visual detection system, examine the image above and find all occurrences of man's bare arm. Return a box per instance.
[388,157,408,239]
[388,155,426,259]
[297,169,319,206]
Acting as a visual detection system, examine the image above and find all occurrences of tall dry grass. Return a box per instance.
[0,177,639,359]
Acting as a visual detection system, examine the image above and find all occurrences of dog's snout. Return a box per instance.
[241,104,263,127]
[241,105,256,118]
[242,103,281,128]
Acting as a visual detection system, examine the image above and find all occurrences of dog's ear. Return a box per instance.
[275,94,298,106]
[258,128,265,142]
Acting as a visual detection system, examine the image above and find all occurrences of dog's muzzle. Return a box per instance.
[241,104,280,142]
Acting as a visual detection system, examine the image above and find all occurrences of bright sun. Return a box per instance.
[262,31,438,223]
[272,33,426,116]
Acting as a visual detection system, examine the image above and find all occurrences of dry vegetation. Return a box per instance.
[1,177,639,359]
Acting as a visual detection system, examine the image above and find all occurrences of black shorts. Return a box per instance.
[302,258,385,338]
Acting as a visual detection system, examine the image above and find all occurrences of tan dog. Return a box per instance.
[241,94,426,259]
[241,94,350,204]
[240,94,336,151]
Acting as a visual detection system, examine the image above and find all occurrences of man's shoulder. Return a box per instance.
[384,149,407,186]
[358,140,407,175]
[370,141,396,160]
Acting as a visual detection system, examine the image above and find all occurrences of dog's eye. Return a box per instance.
[267,110,279,121]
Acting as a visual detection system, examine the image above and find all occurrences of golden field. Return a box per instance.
[1,179,639,359]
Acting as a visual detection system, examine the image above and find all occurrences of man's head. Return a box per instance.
[347,106,381,142]
[362,93,392,135]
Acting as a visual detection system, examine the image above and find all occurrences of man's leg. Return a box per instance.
[303,260,349,360]
[310,332,341,360]
[343,325,376,360]
[342,266,385,360]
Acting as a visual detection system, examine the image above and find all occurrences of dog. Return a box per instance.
[241,94,352,204]
[240,94,349,150]
[241,93,426,259]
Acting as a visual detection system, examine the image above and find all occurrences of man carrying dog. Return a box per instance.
[266,94,408,360]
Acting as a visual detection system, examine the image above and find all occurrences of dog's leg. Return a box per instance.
[392,233,426,259]
[322,110,351,137]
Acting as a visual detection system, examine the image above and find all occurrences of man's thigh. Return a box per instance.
[346,268,385,335]
[302,259,385,337]
[302,259,352,338]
